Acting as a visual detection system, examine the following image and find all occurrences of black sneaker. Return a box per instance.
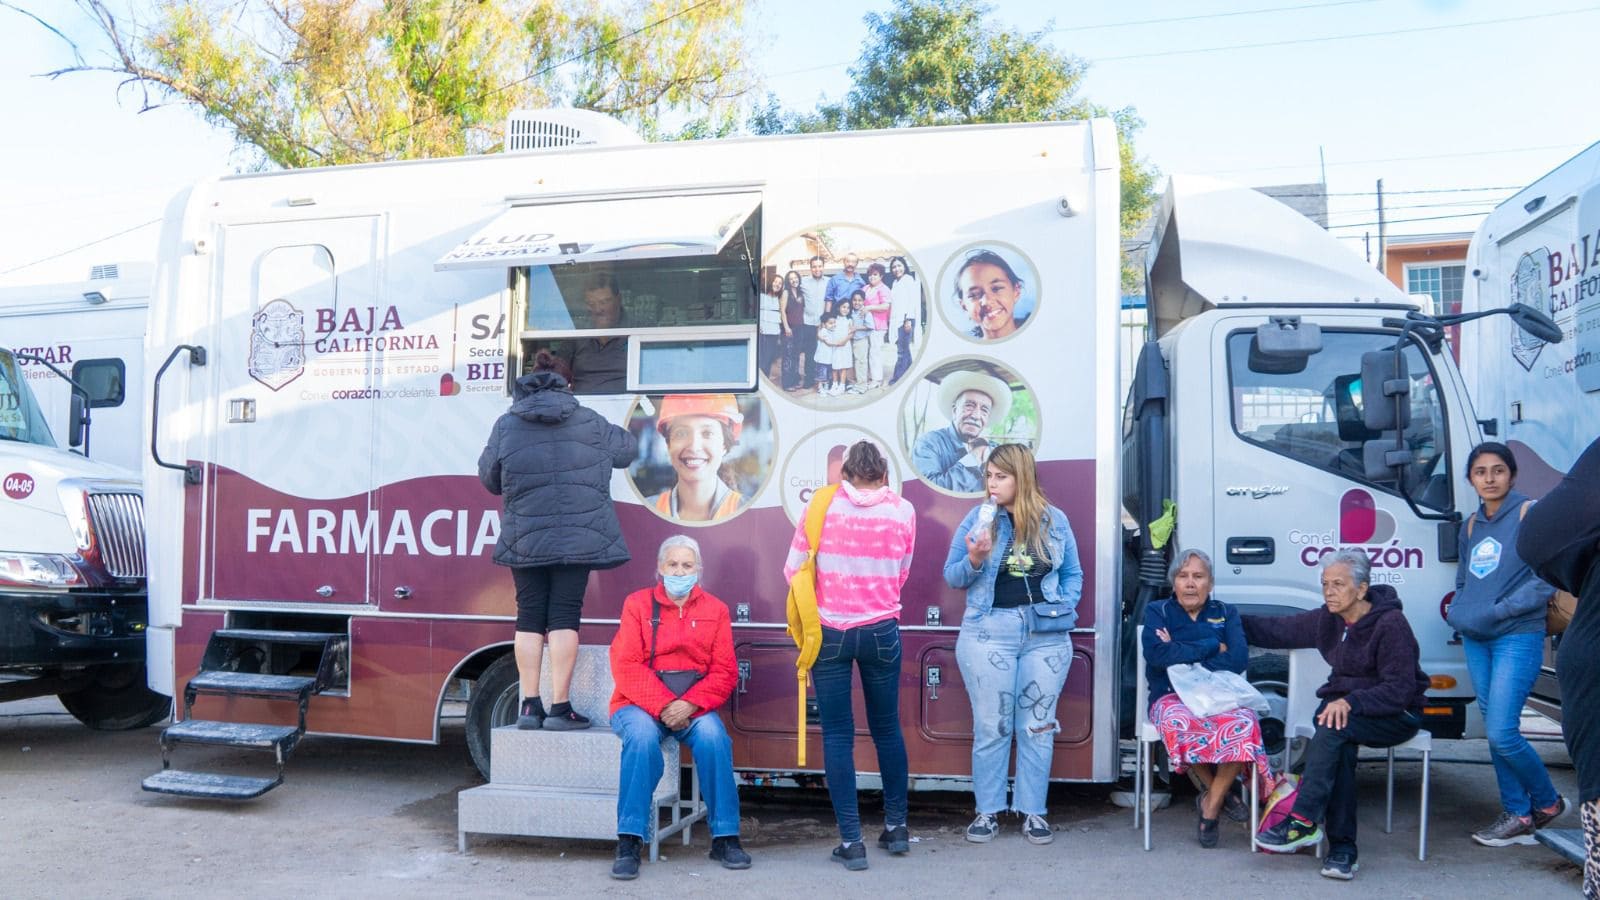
[1258,814,1323,853]
[1319,849,1358,880]
[831,841,868,871]
[877,824,910,855]
[516,697,544,730]
[965,812,999,843]
[709,836,752,869]
[542,703,591,731]
[1222,786,1250,823]
[1533,796,1570,830]
[611,835,642,880]
[1471,811,1537,847]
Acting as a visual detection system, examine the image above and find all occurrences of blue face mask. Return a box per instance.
[662,573,698,598]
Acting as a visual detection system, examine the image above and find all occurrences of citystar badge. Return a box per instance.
[248,298,307,391]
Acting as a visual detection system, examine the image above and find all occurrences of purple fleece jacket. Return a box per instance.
[1242,584,1428,716]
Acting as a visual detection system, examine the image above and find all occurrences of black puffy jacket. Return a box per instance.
[478,372,637,569]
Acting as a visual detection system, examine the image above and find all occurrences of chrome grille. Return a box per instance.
[86,492,146,579]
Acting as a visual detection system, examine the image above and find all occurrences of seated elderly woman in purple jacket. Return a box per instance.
[1247,550,1429,882]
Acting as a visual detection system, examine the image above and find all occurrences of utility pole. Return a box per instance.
[1365,231,1371,264]
[1376,178,1387,274]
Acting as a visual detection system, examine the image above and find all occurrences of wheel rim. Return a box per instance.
[489,682,519,729]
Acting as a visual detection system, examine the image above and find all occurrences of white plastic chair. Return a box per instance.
[1133,625,1260,852]
[1284,648,1430,861]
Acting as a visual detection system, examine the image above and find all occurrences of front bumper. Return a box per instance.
[0,588,148,668]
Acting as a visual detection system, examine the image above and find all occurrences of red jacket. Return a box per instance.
[609,584,738,719]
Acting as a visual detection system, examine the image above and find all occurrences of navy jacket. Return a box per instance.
[478,372,636,569]
[1142,597,1248,710]
[1242,584,1428,716]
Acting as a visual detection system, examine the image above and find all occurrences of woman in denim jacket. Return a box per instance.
[943,444,1083,846]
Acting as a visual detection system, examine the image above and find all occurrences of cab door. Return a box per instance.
[204,216,383,606]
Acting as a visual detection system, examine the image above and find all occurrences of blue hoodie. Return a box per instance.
[1448,489,1553,641]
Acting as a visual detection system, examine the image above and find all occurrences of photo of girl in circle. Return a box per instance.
[946,245,1039,341]
[628,393,772,524]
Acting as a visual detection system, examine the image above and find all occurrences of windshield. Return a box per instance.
[0,350,58,448]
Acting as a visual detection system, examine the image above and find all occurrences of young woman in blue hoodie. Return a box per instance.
[1450,442,1566,847]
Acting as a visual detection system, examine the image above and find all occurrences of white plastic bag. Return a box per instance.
[1167,663,1271,718]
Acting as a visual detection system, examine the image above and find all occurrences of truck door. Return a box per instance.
[1205,318,1466,720]
[204,217,383,606]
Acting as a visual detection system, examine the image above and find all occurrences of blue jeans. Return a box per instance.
[955,607,1073,815]
[812,619,909,843]
[611,705,740,838]
[1463,631,1561,816]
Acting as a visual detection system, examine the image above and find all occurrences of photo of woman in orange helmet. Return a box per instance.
[649,394,747,523]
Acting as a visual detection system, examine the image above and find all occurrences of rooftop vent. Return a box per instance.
[504,108,642,153]
[89,263,120,280]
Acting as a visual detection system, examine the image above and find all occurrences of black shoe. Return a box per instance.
[831,841,868,871]
[709,835,752,869]
[611,835,642,880]
[1257,814,1323,853]
[1319,849,1358,880]
[1533,796,1570,830]
[516,697,544,730]
[542,703,591,731]
[1221,786,1250,823]
[1196,797,1219,849]
[877,825,910,855]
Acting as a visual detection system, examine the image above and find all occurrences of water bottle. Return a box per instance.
[976,494,998,528]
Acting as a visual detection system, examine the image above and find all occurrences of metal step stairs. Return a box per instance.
[457,645,706,860]
[141,628,347,800]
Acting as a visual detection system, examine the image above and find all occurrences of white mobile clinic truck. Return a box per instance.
[1456,140,1600,720]
[136,112,1556,797]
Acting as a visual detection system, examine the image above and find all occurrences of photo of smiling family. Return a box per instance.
[758,224,929,408]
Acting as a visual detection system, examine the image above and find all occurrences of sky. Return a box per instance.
[1,0,1598,285]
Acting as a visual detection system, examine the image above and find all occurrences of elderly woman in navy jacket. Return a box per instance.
[1142,548,1266,848]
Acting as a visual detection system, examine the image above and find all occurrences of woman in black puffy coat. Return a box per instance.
[479,350,636,731]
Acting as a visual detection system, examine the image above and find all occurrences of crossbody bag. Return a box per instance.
[650,598,706,697]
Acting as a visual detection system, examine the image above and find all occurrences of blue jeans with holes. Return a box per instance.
[1463,631,1560,817]
[812,619,909,843]
[955,607,1074,816]
[611,705,741,839]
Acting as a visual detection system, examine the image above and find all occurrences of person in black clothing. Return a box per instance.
[479,350,636,731]
[1518,435,1600,899]
[1247,550,1428,881]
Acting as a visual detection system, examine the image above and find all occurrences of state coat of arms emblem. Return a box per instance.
[249,298,306,390]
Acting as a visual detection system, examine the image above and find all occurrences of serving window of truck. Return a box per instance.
[436,188,762,395]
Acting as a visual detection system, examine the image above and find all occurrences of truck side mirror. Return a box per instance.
[1507,303,1564,344]
[68,392,87,449]
[1362,430,1413,481]
[1249,317,1322,374]
[1359,350,1410,432]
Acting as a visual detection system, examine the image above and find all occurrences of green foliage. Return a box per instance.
[749,0,1160,291]
[31,0,754,167]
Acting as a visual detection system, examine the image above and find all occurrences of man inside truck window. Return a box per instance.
[912,370,1010,493]
[561,273,629,393]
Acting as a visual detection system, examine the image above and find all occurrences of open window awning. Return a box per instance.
[435,191,761,271]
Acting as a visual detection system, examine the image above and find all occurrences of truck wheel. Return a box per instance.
[58,664,171,731]
[465,653,520,780]
[1247,654,1298,774]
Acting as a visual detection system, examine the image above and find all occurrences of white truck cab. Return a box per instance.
[0,347,167,729]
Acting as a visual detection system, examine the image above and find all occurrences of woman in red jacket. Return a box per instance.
[607,535,749,880]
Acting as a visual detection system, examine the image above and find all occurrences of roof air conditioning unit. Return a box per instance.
[504,108,643,153]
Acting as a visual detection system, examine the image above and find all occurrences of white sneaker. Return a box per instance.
[1023,813,1054,845]
[965,812,999,843]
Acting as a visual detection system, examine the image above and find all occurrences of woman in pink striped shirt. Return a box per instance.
[782,441,916,871]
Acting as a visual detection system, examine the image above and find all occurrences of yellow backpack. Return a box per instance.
[785,483,838,766]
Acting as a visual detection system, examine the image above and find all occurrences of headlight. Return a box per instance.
[0,553,85,589]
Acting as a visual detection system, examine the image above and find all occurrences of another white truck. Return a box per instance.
[135,115,1554,797]
[0,344,167,729]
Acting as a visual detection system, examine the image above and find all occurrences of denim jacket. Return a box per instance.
[943,503,1083,624]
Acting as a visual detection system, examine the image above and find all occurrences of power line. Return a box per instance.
[375,0,721,146]
[1205,142,1585,174]
[1049,0,1380,33]
[1264,186,1521,198]
[766,0,1382,79]
[1326,211,1493,229]
[1095,5,1600,62]
[1323,198,1504,215]
[0,218,161,277]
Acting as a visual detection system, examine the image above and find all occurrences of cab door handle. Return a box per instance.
[1226,537,1275,565]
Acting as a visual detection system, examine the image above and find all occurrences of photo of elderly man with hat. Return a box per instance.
[910,368,1013,493]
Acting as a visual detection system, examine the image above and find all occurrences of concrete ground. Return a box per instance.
[0,696,1584,898]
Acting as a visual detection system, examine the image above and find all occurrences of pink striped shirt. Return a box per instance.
[783,484,917,630]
